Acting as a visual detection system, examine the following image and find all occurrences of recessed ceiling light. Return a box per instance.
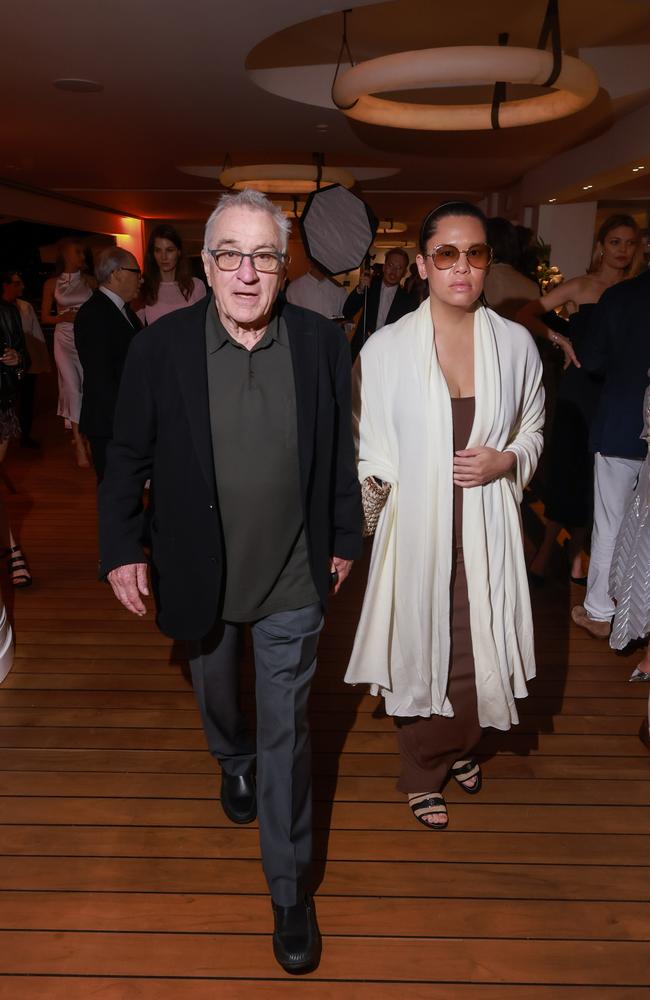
[582,184,593,190]
[53,78,103,93]
[548,197,557,203]
[632,165,646,172]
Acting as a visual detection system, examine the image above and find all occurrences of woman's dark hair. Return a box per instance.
[142,224,195,305]
[419,201,488,253]
[514,225,538,279]
[53,237,87,277]
[486,217,520,266]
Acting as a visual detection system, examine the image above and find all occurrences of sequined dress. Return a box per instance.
[609,381,650,649]
[53,271,92,424]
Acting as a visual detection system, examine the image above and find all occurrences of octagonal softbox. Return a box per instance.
[299,184,378,277]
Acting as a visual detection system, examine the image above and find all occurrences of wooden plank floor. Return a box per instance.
[1,384,650,998]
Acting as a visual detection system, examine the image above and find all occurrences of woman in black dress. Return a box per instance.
[517,214,642,583]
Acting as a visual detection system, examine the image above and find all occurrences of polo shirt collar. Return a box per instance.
[206,298,286,353]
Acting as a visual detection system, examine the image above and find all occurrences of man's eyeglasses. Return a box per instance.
[119,266,142,274]
[423,243,493,271]
[207,249,287,274]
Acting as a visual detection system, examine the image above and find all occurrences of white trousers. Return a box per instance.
[584,453,642,621]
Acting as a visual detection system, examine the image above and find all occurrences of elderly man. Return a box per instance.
[343,246,418,360]
[74,247,142,482]
[98,190,362,973]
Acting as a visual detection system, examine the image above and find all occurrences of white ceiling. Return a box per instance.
[2,0,650,236]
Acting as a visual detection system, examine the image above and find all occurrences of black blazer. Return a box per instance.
[98,298,363,640]
[343,280,418,360]
[74,290,141,438]
[578,269,650,459]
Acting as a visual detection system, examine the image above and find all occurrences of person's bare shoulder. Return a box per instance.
[562,273,603,309]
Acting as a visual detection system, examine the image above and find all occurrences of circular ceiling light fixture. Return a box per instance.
[272,198,307,218]
[332,46,598,131]
[377,220,407,234]
[374,239,415,249]
[53,78,103,93]
[219,164,355,194]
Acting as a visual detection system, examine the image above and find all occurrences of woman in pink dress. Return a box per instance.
[136,225,206,326]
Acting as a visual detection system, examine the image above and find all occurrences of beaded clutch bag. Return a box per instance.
[361,476,392,537]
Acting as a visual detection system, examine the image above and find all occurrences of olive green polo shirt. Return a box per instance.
[205,300,319,622]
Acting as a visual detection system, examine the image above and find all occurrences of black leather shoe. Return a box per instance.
[220,768,256,825]
[272,895,321,974]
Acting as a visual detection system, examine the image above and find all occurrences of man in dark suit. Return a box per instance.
[343,246,418,360]
[74,247,142,481]
[572,268,650,638]
[98,190,362,974]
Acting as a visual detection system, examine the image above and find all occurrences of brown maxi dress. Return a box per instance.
[395,395,482,793]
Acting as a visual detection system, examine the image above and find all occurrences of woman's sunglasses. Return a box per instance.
[422,243,493,270]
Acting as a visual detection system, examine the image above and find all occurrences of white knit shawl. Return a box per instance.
[345,301,545,729]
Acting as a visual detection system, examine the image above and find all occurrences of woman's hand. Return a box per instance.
[453,447,516,487]
[549,331,580,370]
[1,348,19,367]
[56,309,78,324]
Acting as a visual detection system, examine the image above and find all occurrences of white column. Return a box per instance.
[537,202,598,281]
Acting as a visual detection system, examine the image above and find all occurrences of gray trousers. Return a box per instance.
[188,603,323,906]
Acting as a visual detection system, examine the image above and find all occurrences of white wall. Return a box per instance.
[537,202,598,280]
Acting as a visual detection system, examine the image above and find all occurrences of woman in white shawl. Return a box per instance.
[346,202,545,828]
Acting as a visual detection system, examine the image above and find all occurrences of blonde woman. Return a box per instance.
[41,238,96,467]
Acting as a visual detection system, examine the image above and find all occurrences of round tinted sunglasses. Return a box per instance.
[423,243,493,270]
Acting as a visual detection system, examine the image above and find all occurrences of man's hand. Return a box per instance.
[356,269,372,293]
[107,562,150,616]
[453,447,516,488]
[330,556,353,596]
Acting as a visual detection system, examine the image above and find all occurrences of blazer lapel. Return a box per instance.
[387,286,405,325]
[124,304,142,331]
[94,291,140,340]
[173,299,216,502]
[284,304,318,502]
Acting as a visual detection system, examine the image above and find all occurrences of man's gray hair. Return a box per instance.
[203,189,291,254]
[95,246,136,285]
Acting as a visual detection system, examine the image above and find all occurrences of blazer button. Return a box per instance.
[208,504,214,510]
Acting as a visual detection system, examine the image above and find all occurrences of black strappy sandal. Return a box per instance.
[4,545,32,588]
[408,792,448,829]
[451,758,482,795]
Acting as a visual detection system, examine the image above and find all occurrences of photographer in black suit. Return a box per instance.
[343,246,418,360]
[74,247,142,482]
